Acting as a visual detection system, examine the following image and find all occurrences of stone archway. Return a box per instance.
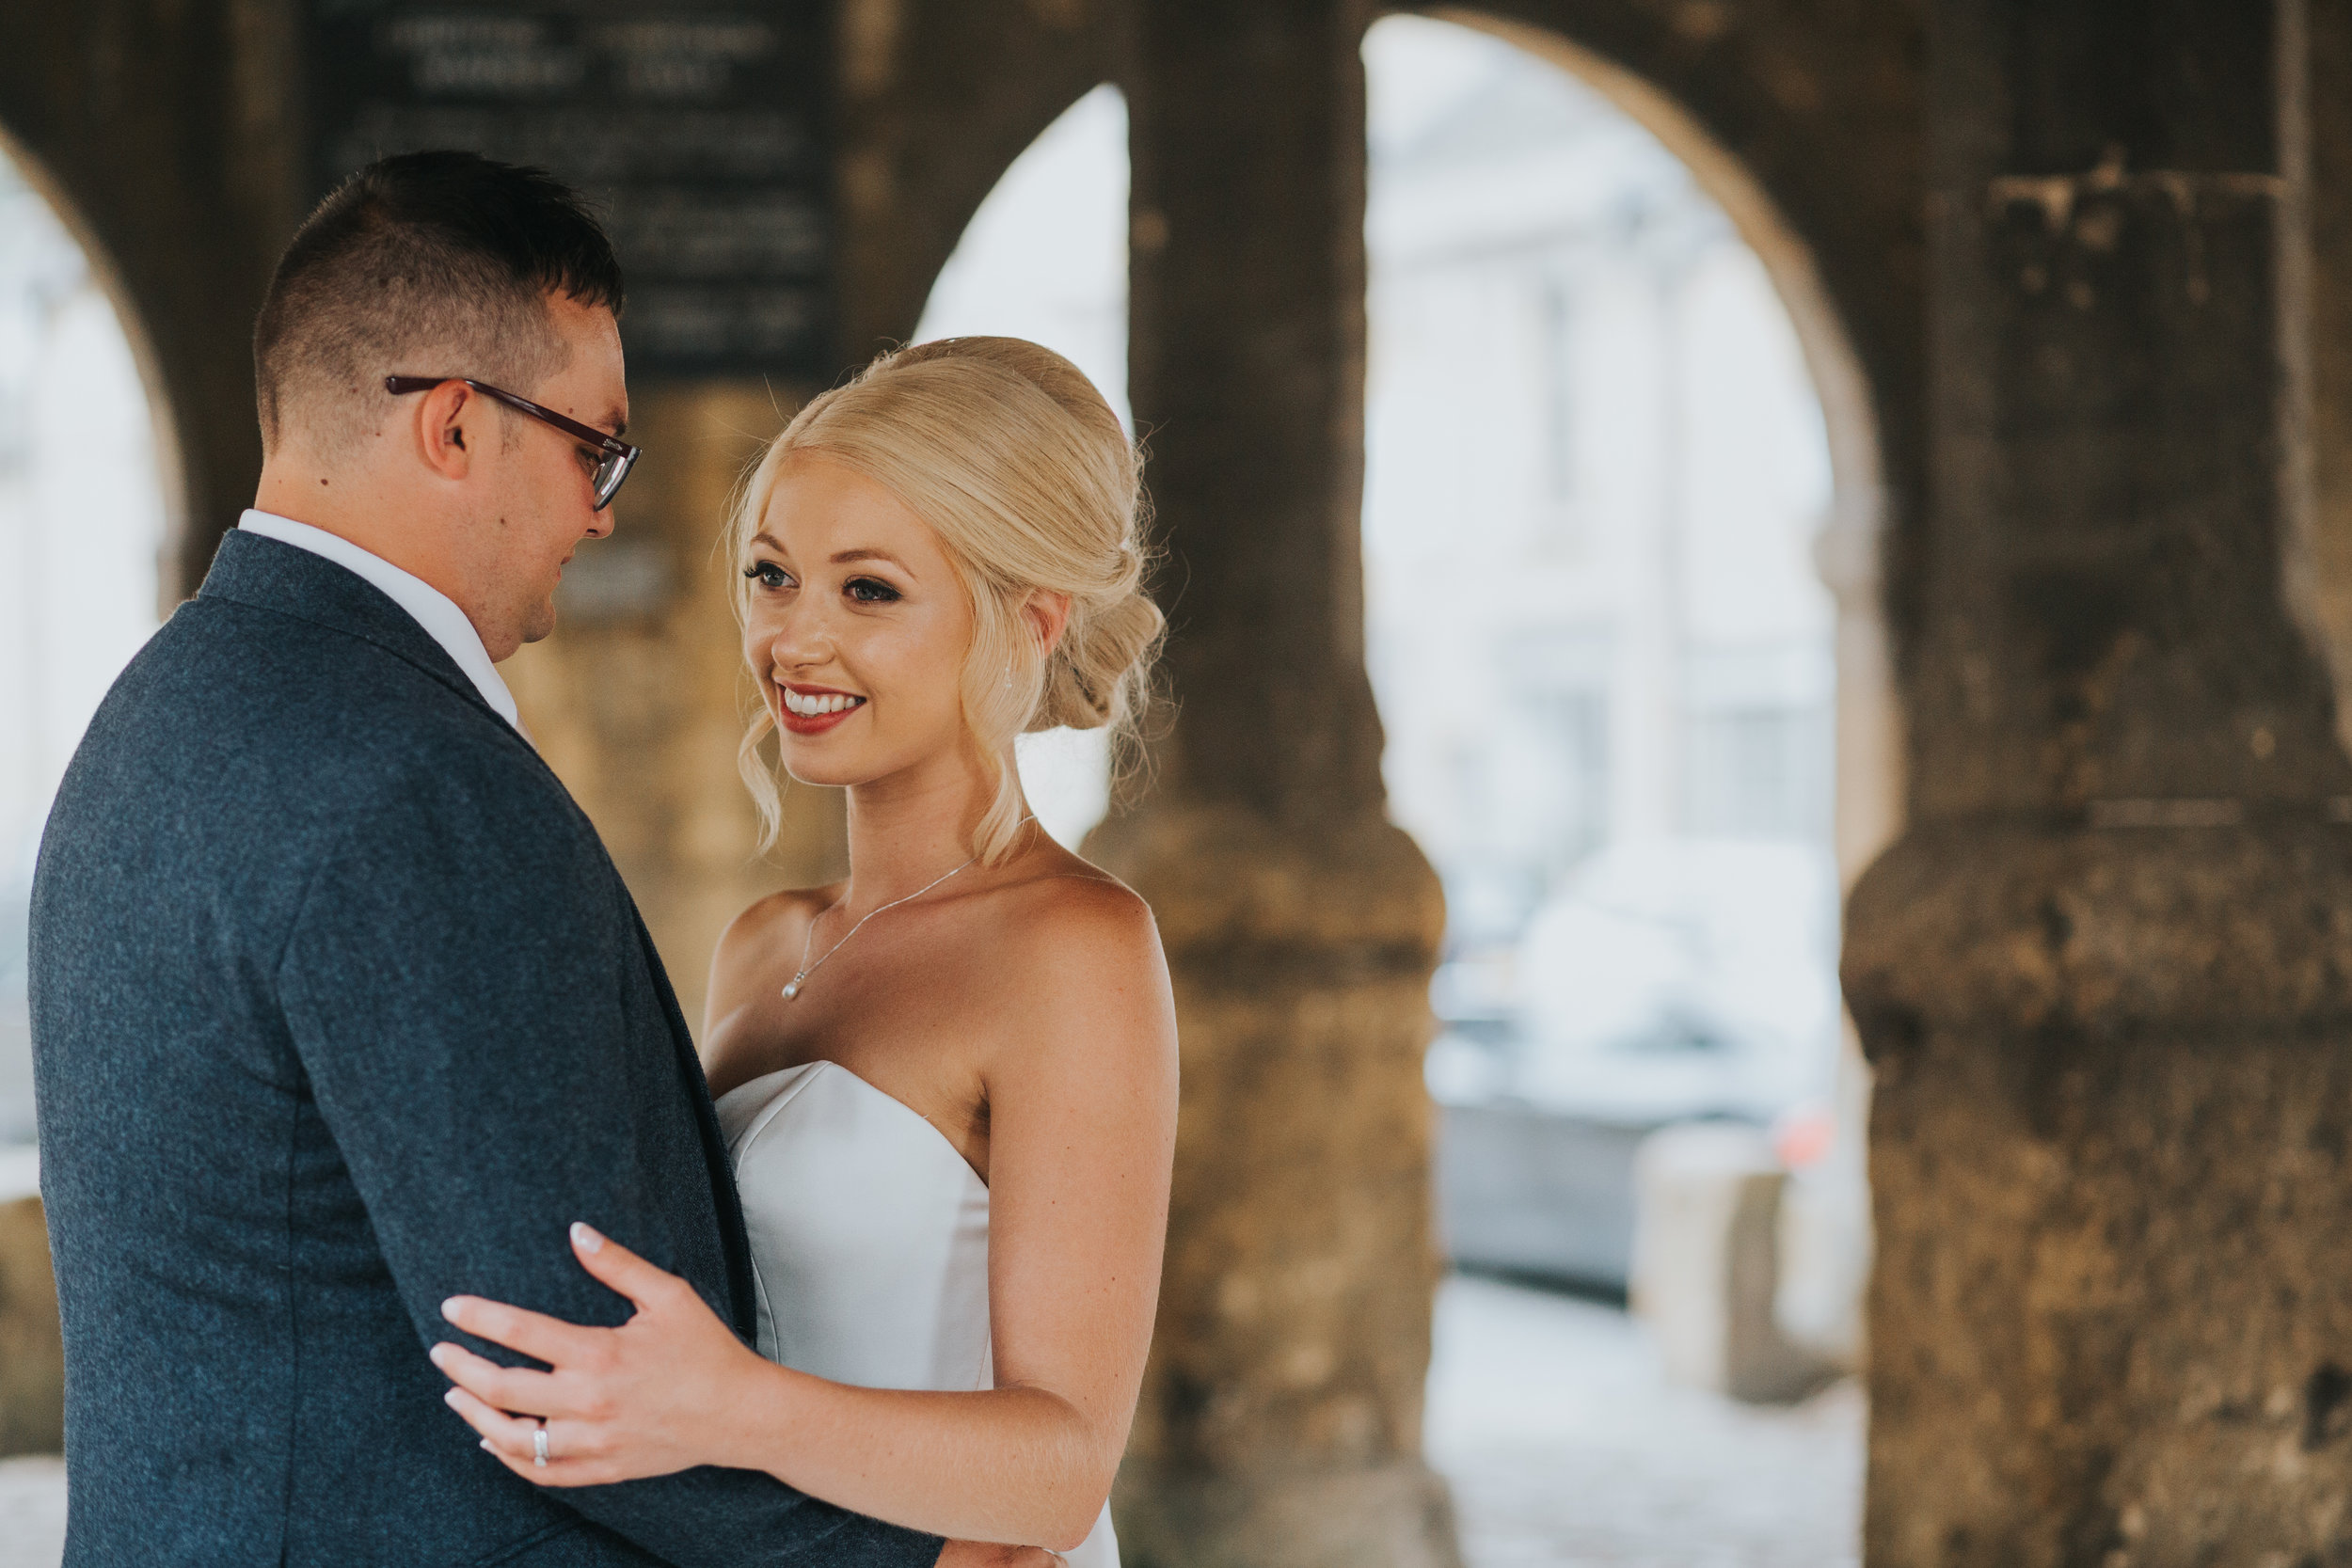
[0,124,185,1464]
[1424,5,1899,1404]
[0,2,297,597]
[1358,12,1881,1553]
[0,123,190,604]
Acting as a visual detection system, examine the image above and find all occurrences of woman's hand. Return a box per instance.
[431,1222,773,1487]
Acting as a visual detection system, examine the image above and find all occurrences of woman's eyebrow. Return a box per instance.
[831,547,908,568]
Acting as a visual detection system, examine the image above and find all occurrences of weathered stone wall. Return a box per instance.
[1845,3,2352,1562]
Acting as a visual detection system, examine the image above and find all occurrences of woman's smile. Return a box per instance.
[778,681,869,735]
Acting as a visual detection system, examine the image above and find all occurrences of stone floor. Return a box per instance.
[1428,1273,1865,1568]
[0,1275,1863,1568]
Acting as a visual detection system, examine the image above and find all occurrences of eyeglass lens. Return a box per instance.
[593,450,633,510]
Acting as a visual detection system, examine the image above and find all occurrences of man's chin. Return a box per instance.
[520,596,560,645]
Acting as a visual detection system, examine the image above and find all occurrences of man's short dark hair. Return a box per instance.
[253,150,624,457]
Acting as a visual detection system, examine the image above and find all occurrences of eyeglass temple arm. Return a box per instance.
[384,375,635,457]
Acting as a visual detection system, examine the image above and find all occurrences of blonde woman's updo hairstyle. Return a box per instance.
[729,337,1164,865]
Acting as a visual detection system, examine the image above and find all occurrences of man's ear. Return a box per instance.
[414,380,480,484]
[1022,589,1073,657]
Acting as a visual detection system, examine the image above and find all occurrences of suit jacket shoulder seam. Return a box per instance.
[196,587,536,765]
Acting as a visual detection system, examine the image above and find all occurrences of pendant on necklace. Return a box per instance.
[782,977,804,1001]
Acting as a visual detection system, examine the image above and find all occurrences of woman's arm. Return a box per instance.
[434,883,1178,1552]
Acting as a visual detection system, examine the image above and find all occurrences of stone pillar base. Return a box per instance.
[1088,799,1454,1568]
[1113,1460,1465,1568]
[1848,821,2352,1563]
[0,1196,62,1456]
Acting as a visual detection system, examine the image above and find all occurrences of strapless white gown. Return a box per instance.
[714,1060,1120,1568]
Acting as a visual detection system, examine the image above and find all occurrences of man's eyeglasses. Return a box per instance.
[384,375,640,510]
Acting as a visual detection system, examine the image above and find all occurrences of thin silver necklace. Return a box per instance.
[781,817,1034,1002]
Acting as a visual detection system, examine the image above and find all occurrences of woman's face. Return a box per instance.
[741,453,977,790]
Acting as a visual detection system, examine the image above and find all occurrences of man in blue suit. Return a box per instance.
[30,151,1027,1568]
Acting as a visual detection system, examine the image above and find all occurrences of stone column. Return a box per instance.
[1090,4,1460,1567]
[504,382,847,1033]
[2310,0,2352,740]
[1845,3,2352,1563]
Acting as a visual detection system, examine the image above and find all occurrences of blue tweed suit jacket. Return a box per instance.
[29,531,941,1568]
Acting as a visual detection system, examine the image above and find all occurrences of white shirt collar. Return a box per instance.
[236,509,525,736]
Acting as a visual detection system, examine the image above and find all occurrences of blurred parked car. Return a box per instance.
[1430,838,1842,1290]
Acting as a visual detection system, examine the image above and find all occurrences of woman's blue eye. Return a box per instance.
[742,562,790,590]
[847,578,900,604]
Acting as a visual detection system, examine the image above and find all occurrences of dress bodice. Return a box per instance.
[714,1061,1119,1567]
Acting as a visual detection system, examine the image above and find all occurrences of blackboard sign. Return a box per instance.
[308,1,833,381]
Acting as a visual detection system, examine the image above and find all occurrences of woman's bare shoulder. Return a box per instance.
[709,883,841,987]
[996,847,1159,952]
[702,883,845,1065]
[966,860,1173,1129]
[724,882,840,941]
[981,855,1171,1036]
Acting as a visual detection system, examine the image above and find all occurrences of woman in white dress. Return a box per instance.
[430,337,1177,1567]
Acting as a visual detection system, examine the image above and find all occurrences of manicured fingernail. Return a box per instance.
[441,1298,465,1323]
[571,1222,603,1254]
[481,1439,493,1452]
[429,1343,451,1367]
[443,1388,461,1408]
